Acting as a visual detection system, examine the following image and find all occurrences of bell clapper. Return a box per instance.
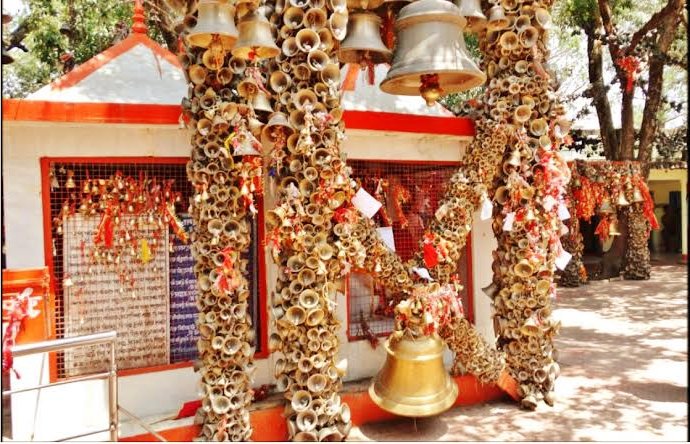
[420,73,444,106]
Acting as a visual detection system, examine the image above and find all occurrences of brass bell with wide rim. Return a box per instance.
[339,11,392,65]
[369,333,458,417]
[456,0,486,33]
[231,7,280,60]
[379,0,485,106]
[187,0,239,50]
[609,218,622,236]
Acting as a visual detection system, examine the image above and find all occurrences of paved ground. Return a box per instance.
[348,256,688,441]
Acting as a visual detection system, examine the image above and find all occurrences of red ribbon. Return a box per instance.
[616,56,640,93]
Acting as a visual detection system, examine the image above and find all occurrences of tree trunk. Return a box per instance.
[618,86,636,160]
[586,30,619,159]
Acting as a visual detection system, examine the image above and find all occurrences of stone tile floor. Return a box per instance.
[348,260,688,441]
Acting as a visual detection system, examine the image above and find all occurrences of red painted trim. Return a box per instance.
[255,197,269,359]
[343,110,475,137]
[50,34,181,91]
[120,374,509,442]
[3,99,182,125]
[3,100,476,137]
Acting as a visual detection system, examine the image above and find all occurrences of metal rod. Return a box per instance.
[118,406,167,442]
[2,371,110,397]
[10,331,117,357]
[54,427,112,442]
[109,341,119,442]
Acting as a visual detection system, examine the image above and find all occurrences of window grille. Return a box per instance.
[43,159,262,378]
[346,160,472,340]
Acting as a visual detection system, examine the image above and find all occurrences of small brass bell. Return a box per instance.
[251,90,274,115]
[187,0,239,50]
[609,218,621,236]
[339,11,392,65]
[456,0,487,33]
[598,198,615,214]
[65,170,76,189]
[380,0,485,106]
[231,7,280,60]
[347,0,385,10]
[616,192,630,207]
[482,282,498,299]
[369,333,458,417]
[486,5,509,31]
[632,187,645,203]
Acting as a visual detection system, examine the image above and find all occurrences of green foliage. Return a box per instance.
[441,32,484,114]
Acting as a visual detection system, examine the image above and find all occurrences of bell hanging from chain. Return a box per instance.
[339,11,392,65]
[369,333,458,417]
[231,7,280,60]
[380,0,485,106]
[187,0,239,50]
[455,0,486,33]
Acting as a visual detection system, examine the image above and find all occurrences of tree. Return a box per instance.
[2,0,194,98]
[557,0,687,170]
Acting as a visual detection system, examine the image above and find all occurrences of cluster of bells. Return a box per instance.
[184,0,488,106]
[622,203,652,280]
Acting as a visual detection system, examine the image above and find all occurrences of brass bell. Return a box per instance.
[598,198,615,214]
[369,333,458,417]
[339,11,392,65]
[347,0,385,10]
[632,187,645,203]
[609,218,622,236]
[616,192,630,207]
[251,90,274,115]
[456,0,487,33]
[261,111,294,147]
[231,7,280,60]
[187,0,239,50]
[486,5,509,31]
[482,282,498,299]
[380,0,485,106]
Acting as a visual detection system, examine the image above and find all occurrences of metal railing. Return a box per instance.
[2,331,119,441]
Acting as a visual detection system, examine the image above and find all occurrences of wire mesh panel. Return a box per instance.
[45,159,262,377]
[346,160,472,339]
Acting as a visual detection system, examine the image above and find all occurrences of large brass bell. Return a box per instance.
[187,0,239,50]
[456,0,486,33]
[339,11,392,65]
[369,333,458,417]
[232,7,280,60]
[379,0,485,106]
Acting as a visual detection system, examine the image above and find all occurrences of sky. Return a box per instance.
[2,0,24,15]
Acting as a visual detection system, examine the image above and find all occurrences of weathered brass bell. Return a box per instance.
[632,187,645,203]
[598,198,615,214]
[380,0,485,105]
[231,7,280,60]
[187,0,238,50]
[609,219,622,236]
[339,11,392,65]
[486,5,509,31]
[369,333,458,417]
[251,90,274,114]
[616,192,630,207]
[347,0,385,10]
[456,0,486,33]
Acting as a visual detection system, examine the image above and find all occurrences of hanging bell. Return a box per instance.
[481,282,498,299]
[261,112,294,147]
[338,11,392,65]
[486,5,509,31]
[65,170,76,189]
[251,90,274,115]
[598,198,615,214]
[379,0,485,106]
[616,192,630,207]
[609,218,621,236]
[632,187,645,203]
[347,0,385,10]
[187,0,239,50]
[231,7,280,60]
[369,333,458,417]
[456,0,486,33]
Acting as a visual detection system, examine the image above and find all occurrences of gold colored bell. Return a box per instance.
[339,11,392,65]
[598,198,615,214]
[187,0,238,50]
[231,8,280,60]
[369,333,458,417]
[616,192,630,207]
[609,219,621,236]
[632,187,645,203]
[486,5,509,31]
[261,112,294,146]
[347,0,385,10]
[456,0,486,33]
[380,0,485,105]
[251,90,274,114]
[482,282,498,299]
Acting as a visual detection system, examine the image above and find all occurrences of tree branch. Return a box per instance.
[597,0,622,61]
[586,29,619,159]
[627,0,686,54]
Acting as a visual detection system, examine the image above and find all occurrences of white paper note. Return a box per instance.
[377,227,396,251]
[412,267,434,281]
[352,187,382,219]
[480,197,493,220]
[502,212,515,231]
[557,203,571,220]
[542,195,557,212]
[555,250,572,270]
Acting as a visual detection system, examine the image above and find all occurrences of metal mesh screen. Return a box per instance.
[346,160,472,339]
[45,159,262,377]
